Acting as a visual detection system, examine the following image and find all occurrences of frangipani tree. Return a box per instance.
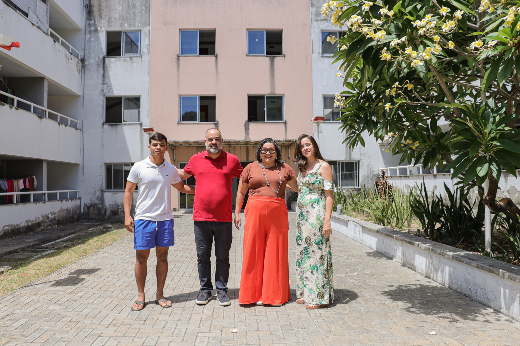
[322,0,520,224]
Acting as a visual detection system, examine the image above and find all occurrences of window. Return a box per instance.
[178,162,195,209]
[179,96,216,122]
[247,30,283,55]
[248,95,284,122]
[107,31,141,57]
[105,97,140,123]
[180,30,216,55]
[106,163,135,190]
[323,95,342,121]
[329,161,359,188]
[321,31,346,56]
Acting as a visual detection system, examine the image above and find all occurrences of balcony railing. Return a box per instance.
[0,190,79,204]
[380,164,452,177]
[0,90,80,129]
[48,28,81,59]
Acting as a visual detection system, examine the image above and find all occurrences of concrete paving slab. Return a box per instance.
[1,213,520,345]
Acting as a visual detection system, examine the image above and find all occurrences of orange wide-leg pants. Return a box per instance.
[238,196,290,305]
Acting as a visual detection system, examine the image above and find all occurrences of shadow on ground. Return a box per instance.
[381,283,506,323]
[51,268,101,287]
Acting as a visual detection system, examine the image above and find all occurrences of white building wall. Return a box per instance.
[81,0,150,218]
[310,0,402,189]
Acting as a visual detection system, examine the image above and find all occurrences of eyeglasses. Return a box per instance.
[260,149,277,154]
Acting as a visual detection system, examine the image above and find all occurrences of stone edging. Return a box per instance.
[332,212,520,321]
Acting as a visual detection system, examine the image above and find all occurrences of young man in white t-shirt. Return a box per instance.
[124,132,195,311]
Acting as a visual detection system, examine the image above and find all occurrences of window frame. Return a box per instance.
[179,95,217,123]
[330,160,360,188]
[247,95,285,123]
[105,96,141,124]
[247,30,283,56]
[105,163,136,191]
[177,162,195,209]
[322,94,343,122]
[321,31,345,57]
[106,30,141,57]
[179,30,200,56]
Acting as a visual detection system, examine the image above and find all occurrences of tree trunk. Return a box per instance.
[483,173,520,223]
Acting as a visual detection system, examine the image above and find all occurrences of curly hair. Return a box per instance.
[255,138,282,163]
[294,134,325,172]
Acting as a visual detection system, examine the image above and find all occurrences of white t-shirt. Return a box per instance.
[127,157,182,221]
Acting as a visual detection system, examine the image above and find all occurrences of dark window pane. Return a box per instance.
[107,31,122,57]
[199,96,216,122]
[328,161,338,187]
[248,96,265,121]
[266,96,283,121]
[340,161,358,187]
[266,30,283,55]
[123,97,140,122]
[199,30,216,55]
[113,164,124,190]
[106,97,122,123]
[180,31,198,55]
[124,32,140,56]
[106,165,113,190]
[180,96,198,122]
[248,31,265,55]
[321,31,338,55]
[323,96,341,121]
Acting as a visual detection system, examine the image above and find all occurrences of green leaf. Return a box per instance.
[499,27,512,39]
[489,158,502,181]
[449,0,476,16]
[476,159,489,177]
[445,152,467,170]
[498,56,515,86]
[451,141,472,152]
[469,141,481,157]
[494,150,517,175]
[458,129,477,140]
[467,32,485,36]
[484,18,504,34]
[452,156,472,178]
[393,1,402,14]
[495,139,520,153]
[463,157,482,184]
[482,58,501,91]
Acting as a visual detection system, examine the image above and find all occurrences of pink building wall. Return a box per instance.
[150,0,313,143]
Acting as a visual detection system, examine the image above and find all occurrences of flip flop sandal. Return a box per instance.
[306,304,328,310]
[131,301,146,311]
[296,299,305,304]
[155,298,172,308]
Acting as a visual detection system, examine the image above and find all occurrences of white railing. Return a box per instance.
[48,28,81,59]
[0,90,80,129]
[380,164,453,177]
[0,190,79,204]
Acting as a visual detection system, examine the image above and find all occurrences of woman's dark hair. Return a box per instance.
[256,138,282,163]
[294,134,325,172]
[149,132,168,144]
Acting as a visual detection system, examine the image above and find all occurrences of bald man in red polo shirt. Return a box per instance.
[178,128,243,306]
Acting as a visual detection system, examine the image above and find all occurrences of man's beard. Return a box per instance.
[207,146,221,155]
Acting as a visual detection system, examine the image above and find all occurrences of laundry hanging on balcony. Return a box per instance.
[0,176,37,204]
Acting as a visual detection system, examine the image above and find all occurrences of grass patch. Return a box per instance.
[0,227,128,297]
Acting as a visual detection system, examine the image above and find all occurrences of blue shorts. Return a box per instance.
[134,219,174,250]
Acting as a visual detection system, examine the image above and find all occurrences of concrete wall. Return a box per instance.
[150,0,314,143]
[309,0,403,189]
[332,213,520,321]
[0,199,81,239]
[0,2,83,96]
[47,162,80,190]
[51,0,84,30]
[0,103,81,164]
[81,0,150,218]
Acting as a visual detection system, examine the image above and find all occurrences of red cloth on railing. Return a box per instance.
[6,179,13,203]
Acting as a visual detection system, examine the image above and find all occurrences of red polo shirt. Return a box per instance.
[184,150,243,222]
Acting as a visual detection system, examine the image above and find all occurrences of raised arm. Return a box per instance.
[124,181,137,233]
[319,162,334,239]
[234,179,248,230]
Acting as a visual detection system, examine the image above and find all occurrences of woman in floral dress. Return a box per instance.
[291,134,334,309]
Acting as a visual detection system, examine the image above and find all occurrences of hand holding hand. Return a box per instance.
[125,216,134,233]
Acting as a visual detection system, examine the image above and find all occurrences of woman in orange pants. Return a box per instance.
[234,138,296,306]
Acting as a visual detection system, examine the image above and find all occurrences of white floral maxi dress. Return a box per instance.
[296,164,334,305]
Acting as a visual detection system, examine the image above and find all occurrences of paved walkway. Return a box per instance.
[1,213,520,345]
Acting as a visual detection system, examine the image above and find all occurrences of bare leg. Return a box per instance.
[132,249,150,310]
[155,246,171,307]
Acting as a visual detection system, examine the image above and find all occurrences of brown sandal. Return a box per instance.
[296,298,305,304]
[306,304,328,310]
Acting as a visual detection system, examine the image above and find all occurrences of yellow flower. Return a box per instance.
[454,10,463,19]
[425,47,432,53]
[433,35,440,42]
[405,47,413,54]
[421,51,431,60]
[362,2,373,12]
[402,143,405,146]
[385,103,392,111]
[411,59,423,68]
[410,51,418,58]
[440,6,450,16]
[388,132,394,136]
[448,41,455,49]
[393,82,399,87]
[386,149,390,152]
[407,84,413,90]
[340,45,347,50]
[327,35,338,44]
[470,40,484,50]
[414,141,419,146]
[433,44,442,54]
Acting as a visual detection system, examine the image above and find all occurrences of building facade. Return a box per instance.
[150,0,314,210]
